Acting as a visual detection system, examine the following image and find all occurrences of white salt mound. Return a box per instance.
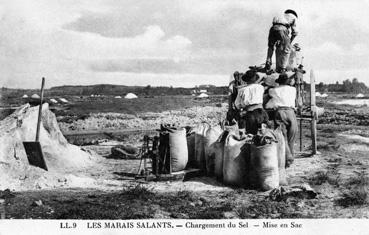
[197,93,208,98]
[0,104,97,190]
[59,98,68,103]
[31,94,40,99]
[125,93,138,99]
[50,98,58,104]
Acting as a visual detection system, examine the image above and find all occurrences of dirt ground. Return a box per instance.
[1,97,369,219]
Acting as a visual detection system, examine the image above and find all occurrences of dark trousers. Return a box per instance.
[266,25,291,71]
[274,108,297,164]
[239,108,269,135]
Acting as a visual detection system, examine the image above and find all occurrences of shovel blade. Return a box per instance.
[23,142,48,171]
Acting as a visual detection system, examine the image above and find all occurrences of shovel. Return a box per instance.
[23,77,48,171]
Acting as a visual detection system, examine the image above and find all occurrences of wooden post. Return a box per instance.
[0,199,5,219]
[296,69,304,152]
[310,70,317,154]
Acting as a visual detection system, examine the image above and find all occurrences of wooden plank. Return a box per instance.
[310,70,318,154]
[296,117,313,121]
[152,168,203,181]
[295,151,315,158]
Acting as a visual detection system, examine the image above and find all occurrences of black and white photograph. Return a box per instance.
[0,0,368,234]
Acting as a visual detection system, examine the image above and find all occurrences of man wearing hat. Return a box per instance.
[265,73,297,166]
[227,71,243,122]
[264,9,298,73]
[234,70,269,135]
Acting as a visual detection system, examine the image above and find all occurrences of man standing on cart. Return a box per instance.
[264,9,298,73]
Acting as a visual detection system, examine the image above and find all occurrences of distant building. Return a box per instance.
[199,89,207,93]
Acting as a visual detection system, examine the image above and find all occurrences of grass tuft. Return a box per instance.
[308,171,341,187]
[121,184,155,200]
[176,190,197,201]
[336,171,369,208]
[345,171,369,187]
[335,187,368,208]
[309,171,330,185]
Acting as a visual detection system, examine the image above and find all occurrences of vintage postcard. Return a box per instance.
[0,0,368,234]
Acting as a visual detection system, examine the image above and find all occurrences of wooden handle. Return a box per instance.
[35,77,45,141]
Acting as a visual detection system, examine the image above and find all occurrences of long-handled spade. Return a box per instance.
[23,77,48,171]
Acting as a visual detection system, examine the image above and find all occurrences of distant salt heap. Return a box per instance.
[356,93,365,98]
[31,94,40,99]
[0,104,97,190]
[125,93,138,99]
[197,93,209,98]
[59,98,69,103]
[50,98,58,104]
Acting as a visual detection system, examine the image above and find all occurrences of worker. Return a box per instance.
[264,9,298,73]
[226,71,243,122]
[234,70,269,135]
[287,43,303,71]
[265,73,297,167]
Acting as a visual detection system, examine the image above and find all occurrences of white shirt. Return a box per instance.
[234,84,264,110]
[288,48,303,70]
[265,85,296,109]
[272,13,298,36]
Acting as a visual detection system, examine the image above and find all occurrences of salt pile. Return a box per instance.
[0,104,98,190]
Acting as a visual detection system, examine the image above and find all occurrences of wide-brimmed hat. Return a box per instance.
[241,70,262,84]
[275,73,293,85]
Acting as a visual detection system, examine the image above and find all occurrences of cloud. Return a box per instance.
[89,56,245,74]
[0,0,193,88]
[1,0,369,88]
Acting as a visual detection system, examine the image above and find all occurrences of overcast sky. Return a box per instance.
[1,0,369,88]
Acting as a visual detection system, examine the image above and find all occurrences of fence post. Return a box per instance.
[310,70,317,154]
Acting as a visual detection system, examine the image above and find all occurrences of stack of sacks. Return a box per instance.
[187,121,246,184]
[186,122,223,174]
[187,122,288,191]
